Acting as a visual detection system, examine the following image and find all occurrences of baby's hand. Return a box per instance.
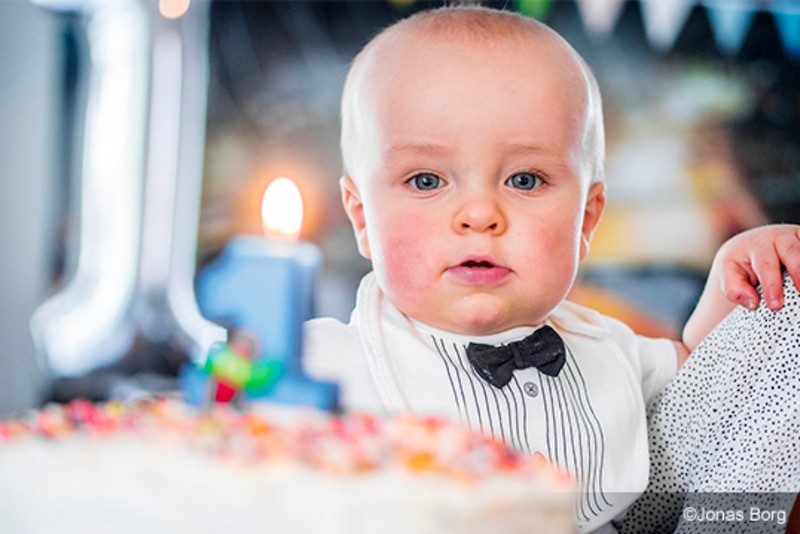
[715,224,800,311]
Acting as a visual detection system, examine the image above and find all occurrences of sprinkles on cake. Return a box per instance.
[0,398,572,484]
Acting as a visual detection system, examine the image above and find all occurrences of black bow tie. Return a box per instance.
[466,326,566,388]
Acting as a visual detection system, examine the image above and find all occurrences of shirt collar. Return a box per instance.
[409,318,539,346]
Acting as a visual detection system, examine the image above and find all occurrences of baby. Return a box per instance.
[303,6,800,532]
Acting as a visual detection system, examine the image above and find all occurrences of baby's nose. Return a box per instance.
[453,196,506,235]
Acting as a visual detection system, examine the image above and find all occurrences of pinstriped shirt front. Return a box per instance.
[304,272,678,532]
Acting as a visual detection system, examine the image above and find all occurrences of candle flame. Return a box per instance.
[159,0,191,19]
[261,178,303,240]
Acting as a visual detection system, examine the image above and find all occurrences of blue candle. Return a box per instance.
[189,178,338,410]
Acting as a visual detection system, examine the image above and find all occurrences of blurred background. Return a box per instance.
[1,0,798,415]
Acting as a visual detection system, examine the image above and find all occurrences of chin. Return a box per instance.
[455,294,559,335]
[449,296,519,335]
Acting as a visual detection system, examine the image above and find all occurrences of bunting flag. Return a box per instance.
[703,0,755,55]
[575,0,626,39]
[769,1,800,59]
[518,0,797,59]
[640,0,695,52]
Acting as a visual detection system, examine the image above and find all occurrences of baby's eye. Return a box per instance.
[506,172,542,191]
[409,173,444,191]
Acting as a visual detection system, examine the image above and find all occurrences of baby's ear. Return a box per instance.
[579,181,606,261]
[340,175,371,260]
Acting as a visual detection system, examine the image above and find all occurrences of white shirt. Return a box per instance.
[304,272,677,533]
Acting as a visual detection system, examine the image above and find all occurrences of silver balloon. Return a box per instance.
[30,0,224,400]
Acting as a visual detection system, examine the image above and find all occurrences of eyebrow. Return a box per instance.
[384,143,452,156]
[386,142,560,157]
[501,142,562,159]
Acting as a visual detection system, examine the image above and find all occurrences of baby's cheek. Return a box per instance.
[379,231,430,296]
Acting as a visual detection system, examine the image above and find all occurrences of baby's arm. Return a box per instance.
[674,224,800,367]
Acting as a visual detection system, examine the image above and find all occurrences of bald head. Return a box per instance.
[340,6,605,185]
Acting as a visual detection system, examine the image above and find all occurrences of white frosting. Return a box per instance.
[0,400,576,533]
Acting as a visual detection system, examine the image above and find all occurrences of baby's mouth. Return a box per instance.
[447,257,511,284]
[460,260,496,269]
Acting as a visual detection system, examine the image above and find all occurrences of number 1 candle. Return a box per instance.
[189,178,338,410]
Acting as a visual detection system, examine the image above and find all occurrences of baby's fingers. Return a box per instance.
[751,250,785,310]
[777,226,800,293]
[750,228,800,310]
[721,261,760,310]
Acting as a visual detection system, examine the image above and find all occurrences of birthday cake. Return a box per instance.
[0,398,576,533]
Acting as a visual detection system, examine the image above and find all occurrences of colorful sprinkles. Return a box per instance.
[0,399,570,483]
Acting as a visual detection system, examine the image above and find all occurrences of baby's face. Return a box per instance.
[342,32,605,335]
